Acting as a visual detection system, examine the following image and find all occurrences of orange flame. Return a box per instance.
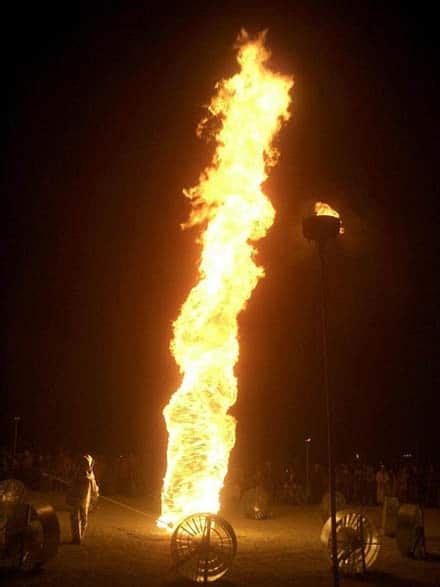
[315,201,344,234]
[158,30,293,530]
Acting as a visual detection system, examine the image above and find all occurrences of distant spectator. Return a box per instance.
[376,465,389,505]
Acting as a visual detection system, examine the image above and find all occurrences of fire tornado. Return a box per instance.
[159,31,293,529]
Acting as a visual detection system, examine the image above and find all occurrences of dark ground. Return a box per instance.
[2,491,440,586]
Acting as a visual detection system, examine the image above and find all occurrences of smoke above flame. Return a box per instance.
[158,30,293,530]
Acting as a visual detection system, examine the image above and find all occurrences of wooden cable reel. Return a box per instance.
[0,480,60,571]
[320,509,380,575]
[23,503,60,569]
[171,513,237,583]
[2,502,60,571]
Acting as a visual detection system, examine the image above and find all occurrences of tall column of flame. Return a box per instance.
[159,31,293,529]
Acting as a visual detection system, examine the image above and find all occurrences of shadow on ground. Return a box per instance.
[344,570,434,586]
[2,568,438,587]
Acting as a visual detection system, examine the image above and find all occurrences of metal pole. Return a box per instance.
[305,442,309,503]
[305,438,310,503]
[318,242,339,587]
[12,416,20,464]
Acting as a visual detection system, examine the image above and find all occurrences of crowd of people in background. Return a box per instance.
[1,446,440,509]
[0,448,151,498]
[226,460,440,508]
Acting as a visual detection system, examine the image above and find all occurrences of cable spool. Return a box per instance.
[320,509,381,575]
[396,504,425,559]
[1,501,60,571]
[241,486,270,520]
[320,491,346,522]
[25,503,60,568]
[171,513,237,583]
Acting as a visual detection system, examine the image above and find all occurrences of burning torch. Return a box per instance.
[303,202,342,587]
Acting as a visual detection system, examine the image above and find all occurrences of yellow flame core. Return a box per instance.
[159,31,293,530]
[314,201,344,234]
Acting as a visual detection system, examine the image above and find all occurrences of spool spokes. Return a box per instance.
[321,509,380,575]
[171,513,237,583]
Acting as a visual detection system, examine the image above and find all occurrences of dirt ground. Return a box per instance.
[2,491,440,586]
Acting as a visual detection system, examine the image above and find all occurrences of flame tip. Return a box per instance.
[314,201,344,234]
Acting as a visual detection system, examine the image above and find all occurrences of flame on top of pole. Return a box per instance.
[315,202,344,234]
[158,30,293,530]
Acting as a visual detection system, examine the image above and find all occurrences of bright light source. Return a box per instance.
[158,31,293,530]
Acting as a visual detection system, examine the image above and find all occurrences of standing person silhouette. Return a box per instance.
[66,454,99,544]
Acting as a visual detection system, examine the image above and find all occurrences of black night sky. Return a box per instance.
[2,2,439,472]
